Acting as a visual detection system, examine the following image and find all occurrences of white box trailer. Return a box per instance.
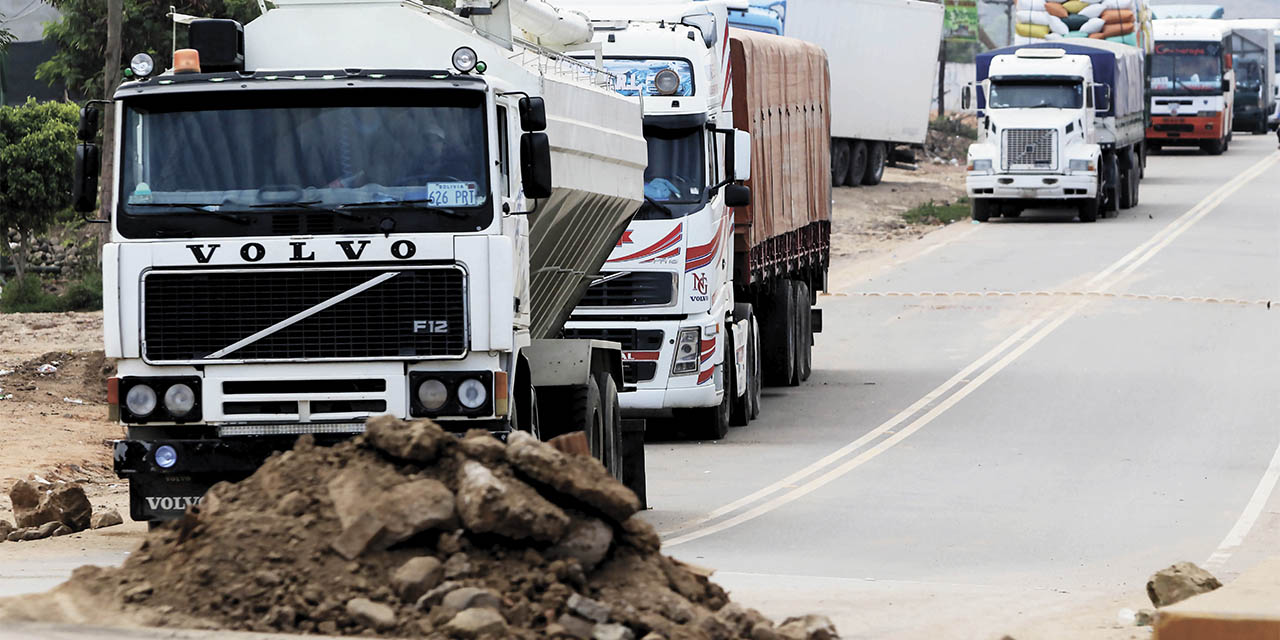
[1224,19,1279,133]
[783,0,943,187]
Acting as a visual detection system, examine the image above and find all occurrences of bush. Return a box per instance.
[902,198,971,225]
[0,271,104,313]
[0,275,61,313]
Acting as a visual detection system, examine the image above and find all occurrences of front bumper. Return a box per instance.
[1147,114,1223,141]
[967,172,1096,200]
[621,384,721,413]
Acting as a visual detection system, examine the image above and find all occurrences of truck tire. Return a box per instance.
[572,376,605,460]
[1202,137,1226,155]
[760,279,796,387]
[971,199,993,222]
[748,315,762,419]
[678,363,731,440]
[831,139,851,187]
[862,142,887,186]
[730,304,754,427]
[598,375,623,481]
[1103,154,1120,216]
[793,281,812,383]
[847,141,868,189]
[1079,190,1100,223]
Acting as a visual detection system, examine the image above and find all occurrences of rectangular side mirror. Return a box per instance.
[724,183,751,208]
[78,106,100,142]
[520,132,553,199]
[72,143,101,213]
[1092,85,1111,113]
[1222,78,1232,93]
[518,97,547,132]
[728,129,751,181]
[961,85,972,110]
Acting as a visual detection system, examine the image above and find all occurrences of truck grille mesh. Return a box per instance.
[578,272,675,307]
[1002,128,1058,171]
[142,268,466,362]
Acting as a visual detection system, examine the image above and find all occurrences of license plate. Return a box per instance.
[427,182,480,207]
[1020,188,1039,198]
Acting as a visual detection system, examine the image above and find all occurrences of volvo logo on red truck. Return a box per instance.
[185,240,419,264]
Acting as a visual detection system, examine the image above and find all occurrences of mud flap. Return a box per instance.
[128,474,224,522]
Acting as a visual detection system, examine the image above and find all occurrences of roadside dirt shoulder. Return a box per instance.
[829,163,966,263]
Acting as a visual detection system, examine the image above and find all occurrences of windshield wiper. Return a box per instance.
[337,199,469,219]
[248,200,361,220]
[126,202,251,225]
[643,195,674,217]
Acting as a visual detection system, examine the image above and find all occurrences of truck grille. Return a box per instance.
[1002,128,1058,171]
[142,267,467,363]
[562,328,664,383]
[578,272,675,307]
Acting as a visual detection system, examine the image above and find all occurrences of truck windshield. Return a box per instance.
[987,81,1083,109]
[118,88,490,238]
[639,125,706,219]
[1151,43,1224,93]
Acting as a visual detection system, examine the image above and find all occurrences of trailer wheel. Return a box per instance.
[971,199,993,222]
[748,314,762,419]
[599,375,623,481]
[847,141,869,189]
[862,142,887,186]
[760,279,796,387]
[793,281,812,383]
[571,376,605,459]
[831,139,851,187]
[730,305,754,427]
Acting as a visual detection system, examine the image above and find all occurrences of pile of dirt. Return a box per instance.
[2,417,839,639]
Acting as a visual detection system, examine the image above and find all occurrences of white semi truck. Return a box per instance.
[556,2,833,440]
[965,41,1148,223]
[71,0,648,522]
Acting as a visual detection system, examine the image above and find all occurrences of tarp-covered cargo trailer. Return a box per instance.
[728,28,832,290]
[976,40,1147,147]
[528,75,648,339]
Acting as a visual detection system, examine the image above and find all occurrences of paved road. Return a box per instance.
[644,135,1280,638]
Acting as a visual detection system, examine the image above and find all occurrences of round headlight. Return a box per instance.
[457,378,488,410]
[164,383,196,417]
[130,53,155,78]
[452,47,478,73]
[154,444,177,469]
[125,384,158,417]
[417,379,448,411]
[654,69,681,96]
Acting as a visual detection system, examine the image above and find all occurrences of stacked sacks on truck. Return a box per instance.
[1015,0,1153,49]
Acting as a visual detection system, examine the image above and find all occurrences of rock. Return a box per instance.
[776,614,838,640]
[345,597,397,630]
[443,551,472,579]
[715,603,767,636]
[391,556,443,602]
[1147,561,1222,607]
[329,474,456,559]
[364,415,450,463]
[568,592,612,624]
[263,604,297,627]
[51,524,72,537]
[5,530,20,542]
[0,519,13,539]
[556,613,597,640]
[11,482,92,532]
[1135,609,1156,626]
[751,623,780,640]
[455,460,569,542]
[122,582,153,603]
[459,430,506,464]
[47,484,92,530]
[10,479,55,528]
[619,516,661,554]
[444,607,508,638]
[275,491,309,517]
[593,622,635,640]
[26,521,61,540]
[442,586,503,612]
[90,509,123,529]
[415,580,462,611]
[640,634,667,640]
[506,431,641,523]
[550,515,614,571]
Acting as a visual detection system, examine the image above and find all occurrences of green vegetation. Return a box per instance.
[1,271,103,313]
[930,115,978,141]
[902,198,971,225]
[0,99,80,279]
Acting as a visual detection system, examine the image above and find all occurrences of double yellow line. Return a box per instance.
[660,150,1280,548]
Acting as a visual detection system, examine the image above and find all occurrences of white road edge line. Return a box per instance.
[660,150,1280,548]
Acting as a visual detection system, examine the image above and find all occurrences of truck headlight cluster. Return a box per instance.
[1068,159,1095,173]
[410,371,493,418]
[119,377,202,424]
[967,159,993,174]
[672,327,702,375]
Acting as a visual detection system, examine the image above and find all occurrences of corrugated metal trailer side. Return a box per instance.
[728,28,832,292]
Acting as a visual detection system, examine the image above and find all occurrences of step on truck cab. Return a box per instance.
[966,40,1148,222]
[1147,19,1235,153]
[72,0,648,522]
[560,5,832,440]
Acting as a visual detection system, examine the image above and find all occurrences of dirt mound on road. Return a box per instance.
[1,416,838,639]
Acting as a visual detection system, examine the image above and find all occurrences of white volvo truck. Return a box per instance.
[71,0,647,522]
[965,41,1148,223]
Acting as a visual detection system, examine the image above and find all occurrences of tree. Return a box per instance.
[0,99,79,280]
[1,13,14,53]
[36,0,264,99]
